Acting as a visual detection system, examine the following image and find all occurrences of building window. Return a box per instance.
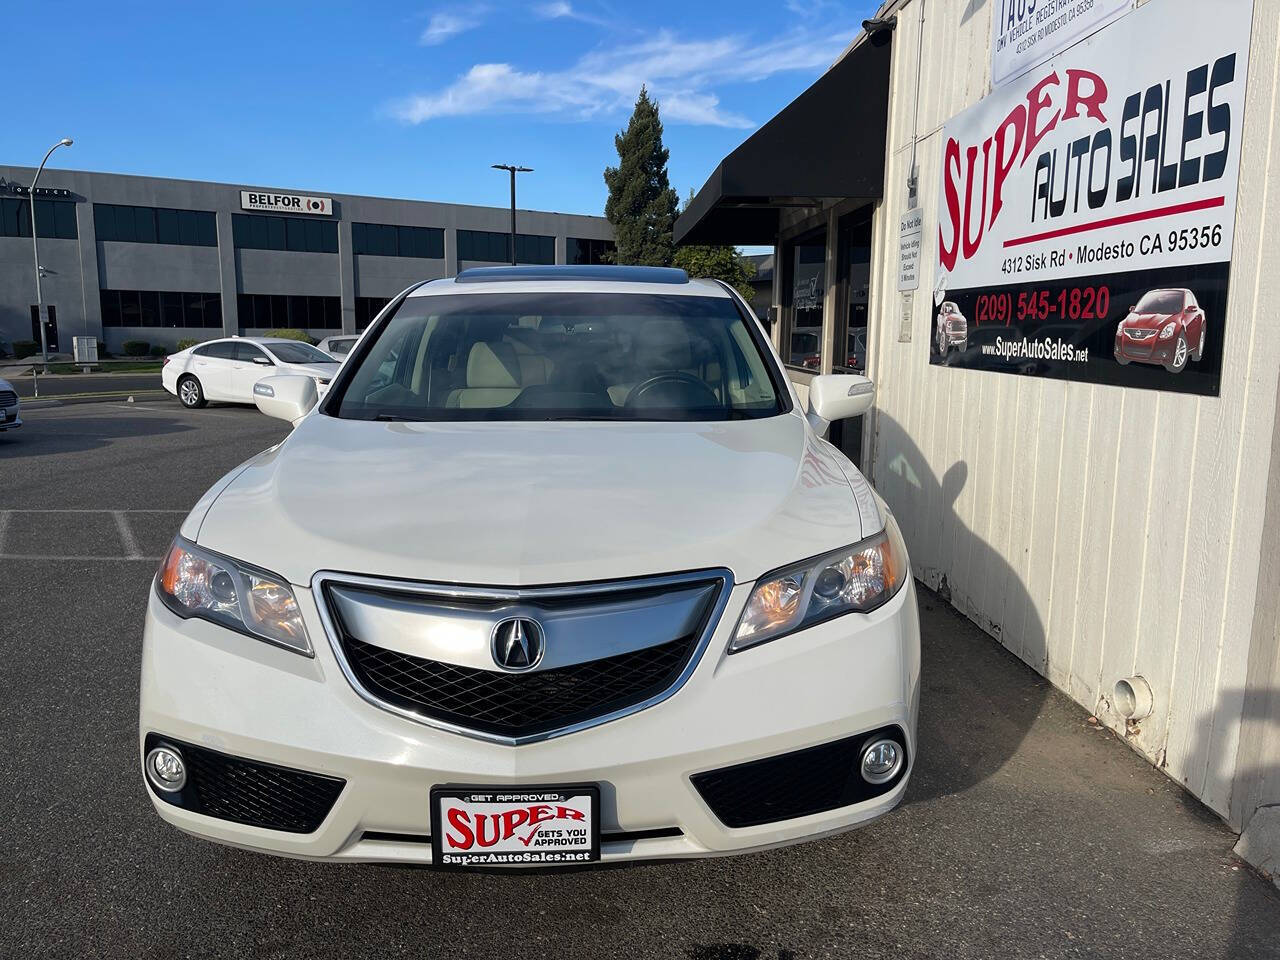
[352,222,444,259]
[457,229,555,264]
[237,293,341,329]
[1,197,78,239]
[100,289,221,328]
[232,213,338,253]
[93,204,216,246]
[355,296,392,330]
[834,208,872,375]
[567,237,615,265]
[782,228,827,369]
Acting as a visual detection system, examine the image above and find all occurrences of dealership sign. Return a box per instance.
[932,0,1252,396]
[991,0,1134,86]
[240,190,332,215]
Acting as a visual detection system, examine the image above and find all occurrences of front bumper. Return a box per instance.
[1115,334,1173,364]
[139,576,920,864]
[0,410,20,430]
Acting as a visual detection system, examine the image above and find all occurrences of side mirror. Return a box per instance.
[252,355,273,365]
[807,374,874,431]
[1128,305,1137,313]
[253,375,318,425]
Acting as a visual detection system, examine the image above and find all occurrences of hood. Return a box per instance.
[279,361,341,380]
[1122,312,1173,330]
[193,411,871,587]
[0,377,13,392]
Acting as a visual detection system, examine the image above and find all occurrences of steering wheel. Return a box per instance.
[624,372,720,409]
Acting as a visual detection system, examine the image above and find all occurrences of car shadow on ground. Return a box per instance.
[0,408,194,459]
[872,413,1052,807]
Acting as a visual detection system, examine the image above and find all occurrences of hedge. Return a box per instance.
[12,341,39,359]
[149,345,167,358]
[176,338,202,351]
[262,328,315,344]
[121,340,151,357]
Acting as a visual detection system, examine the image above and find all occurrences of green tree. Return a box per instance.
[673,244,757,301]
[672,190,757,299]
[603,87,679,266]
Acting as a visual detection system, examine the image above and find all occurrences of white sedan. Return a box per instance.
[140,266,919,867]
[0,376,21,432]
[162,337,340,409]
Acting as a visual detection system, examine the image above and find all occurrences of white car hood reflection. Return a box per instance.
[193,411,871,587]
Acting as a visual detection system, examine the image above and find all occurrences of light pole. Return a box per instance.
[491,164,532,265]
[30,137,74,372]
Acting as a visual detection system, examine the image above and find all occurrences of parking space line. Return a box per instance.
[0,510,9,554]
[113,511,144,559]
[0,554,162,562]
[1,508,188,513]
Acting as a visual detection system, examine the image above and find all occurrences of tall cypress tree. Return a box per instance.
[603,87,679,266]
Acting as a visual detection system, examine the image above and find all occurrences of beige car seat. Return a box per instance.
[446,339,551,408]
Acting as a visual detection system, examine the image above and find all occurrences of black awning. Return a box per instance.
[674,29,893,247]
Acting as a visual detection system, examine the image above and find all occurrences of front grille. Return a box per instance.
[691,726,908,828]
[144,734,344,833]
[0,390,17,409]
[342,632,696,738]
[1126,329,1156,341]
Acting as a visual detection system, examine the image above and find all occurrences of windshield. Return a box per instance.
[329,339,356,355]
[331,292,784,422]
[266,341,337,364]
[1135,290,1185,314]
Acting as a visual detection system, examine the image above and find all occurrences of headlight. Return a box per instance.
[1159,321,1178,339]
[156,537,312,655]
[731,514,909,652]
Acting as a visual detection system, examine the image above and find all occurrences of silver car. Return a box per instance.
[0,376,22,433]
[316,335,359,359]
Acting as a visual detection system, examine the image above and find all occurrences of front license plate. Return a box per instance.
[430,785,600,868]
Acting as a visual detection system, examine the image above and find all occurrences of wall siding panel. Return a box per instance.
[867,0,1280,822]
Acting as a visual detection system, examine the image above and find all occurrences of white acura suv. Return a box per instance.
[140,265,920,867]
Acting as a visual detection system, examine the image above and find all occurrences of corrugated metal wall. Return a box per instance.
[866,0,1280,823]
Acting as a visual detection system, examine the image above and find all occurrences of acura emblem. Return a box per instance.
[491,617,544,672]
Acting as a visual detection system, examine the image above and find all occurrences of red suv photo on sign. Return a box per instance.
[1114,288,1207,374]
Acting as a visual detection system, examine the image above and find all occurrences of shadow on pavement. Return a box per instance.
[0,410,193,460]
[1212,686,1280,956]
[873,414,1052,807]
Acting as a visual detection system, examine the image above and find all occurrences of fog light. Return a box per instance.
[145,745,186,793]
[860,738,903,785]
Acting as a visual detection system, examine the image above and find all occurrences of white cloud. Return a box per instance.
[534,1,574,17]
[391,26,850,128]
[533,1,612,28]
[785,0,842,16]
[419,9,485,45]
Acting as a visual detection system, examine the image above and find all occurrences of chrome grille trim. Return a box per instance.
[311,568,734,745]
[0,390,18,408]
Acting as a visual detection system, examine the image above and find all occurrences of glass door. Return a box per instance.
[828,208,873,468]
[781,227,827,371]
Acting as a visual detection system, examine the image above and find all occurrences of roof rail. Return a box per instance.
[454,265,690,284]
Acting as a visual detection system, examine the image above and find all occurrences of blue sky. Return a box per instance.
[4,1,875,218]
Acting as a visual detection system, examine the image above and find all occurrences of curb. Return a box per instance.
[22,391,171,408]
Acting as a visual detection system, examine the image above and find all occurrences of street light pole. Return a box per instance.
[491,164,532,265]
[30,137,74,372]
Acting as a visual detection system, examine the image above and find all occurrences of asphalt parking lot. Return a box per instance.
[1,402,1278,960]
